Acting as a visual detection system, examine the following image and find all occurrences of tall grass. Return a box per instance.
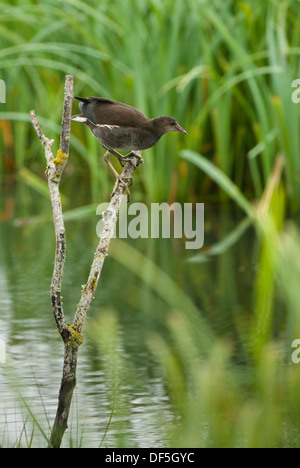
[1,0,300,207]
[84,201,300,447]
[2,0,300,448]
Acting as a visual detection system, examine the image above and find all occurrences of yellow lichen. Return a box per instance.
[53,148,68,168]
[67,324,83,348]
[91,276,97,290]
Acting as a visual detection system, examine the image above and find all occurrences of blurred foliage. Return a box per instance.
[1,0,300,206]
[1,0,300,448]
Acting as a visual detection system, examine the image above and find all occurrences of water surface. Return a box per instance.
[0,183,257,447]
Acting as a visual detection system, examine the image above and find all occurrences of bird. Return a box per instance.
[71,96,187,200]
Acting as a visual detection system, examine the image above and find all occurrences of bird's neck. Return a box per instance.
[150,117,166,136]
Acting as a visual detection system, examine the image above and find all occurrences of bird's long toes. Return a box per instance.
[116,157,132,167]
[111,176,133,202]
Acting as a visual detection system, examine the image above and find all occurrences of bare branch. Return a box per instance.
[59,75,73,159]
[29,76,74,341]
[30,74,141,447]
[73,153,141,333]
[29,109,55,155]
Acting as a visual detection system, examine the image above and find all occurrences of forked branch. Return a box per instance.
[30,75,140,448]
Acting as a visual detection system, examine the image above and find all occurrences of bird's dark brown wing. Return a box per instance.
[79,97,150,129]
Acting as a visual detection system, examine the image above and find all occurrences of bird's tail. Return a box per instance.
[74,96,89,104]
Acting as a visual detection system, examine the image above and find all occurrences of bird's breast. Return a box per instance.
[90,125,161,151]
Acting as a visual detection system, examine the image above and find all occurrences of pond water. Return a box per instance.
[0,181,257,448]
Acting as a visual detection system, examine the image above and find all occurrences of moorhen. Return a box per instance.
[71,96,187,200]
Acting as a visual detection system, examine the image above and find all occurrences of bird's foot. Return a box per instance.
[132,152,144,167]
[116,156,132,167]
[112,150,144,167]
[111,176,133,202]
[126,152,144,167]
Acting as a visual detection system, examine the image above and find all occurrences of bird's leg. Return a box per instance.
[125,151,144,167]
[109,149,132,167]
[104,151,132,202]
[110,150,144,167]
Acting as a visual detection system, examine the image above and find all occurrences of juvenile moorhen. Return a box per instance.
[71,96,187,200]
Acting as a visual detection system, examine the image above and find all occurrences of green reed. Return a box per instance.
[2,0,300,448]
[1,0,300,207]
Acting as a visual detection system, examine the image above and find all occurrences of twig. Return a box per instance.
[59,75,73,156]
[29,111,68,340]
[73,153,141,333]
[30,76,74,343]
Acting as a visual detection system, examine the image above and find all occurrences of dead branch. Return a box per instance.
[30,75,140,448]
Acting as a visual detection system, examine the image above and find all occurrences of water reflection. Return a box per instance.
[0,190,255,447]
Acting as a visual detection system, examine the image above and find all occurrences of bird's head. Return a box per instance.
[153,116,187,136]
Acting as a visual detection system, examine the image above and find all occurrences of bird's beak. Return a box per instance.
[175,123,187,135]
